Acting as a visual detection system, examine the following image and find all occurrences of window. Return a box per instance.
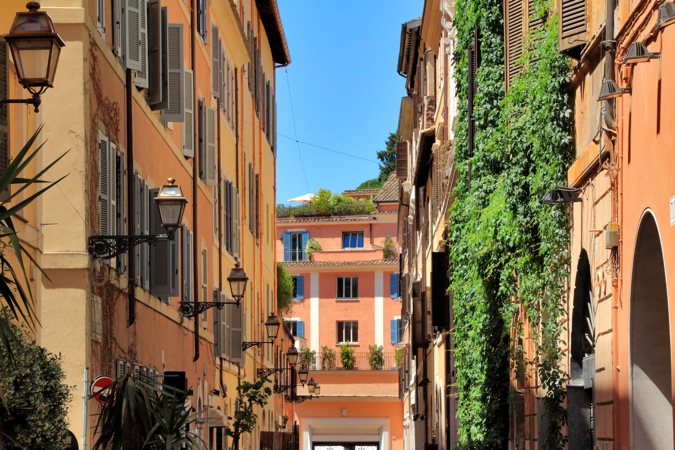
[149,188,178,298]
[201,248,208,327]
[223,178,241,257]
[283,231,308,262]
[197,0,207,43]
[390,273,400,298]
[181,225,194,303]
[216,297,244,365]
[161,23,185,122]
[182,68,195,157]
[284,319,305,338]
[337,321,358,344]
[390,318,403,344]
[291,275,304,300]
[98,131,126,271]
[198,99,216,185]
[342,232,364,249]
[337,277,358,300]
[96,0,105,35]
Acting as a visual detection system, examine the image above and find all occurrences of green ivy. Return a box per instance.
[449,0,573,447]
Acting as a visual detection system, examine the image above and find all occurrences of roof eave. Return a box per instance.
[255,0,291,66]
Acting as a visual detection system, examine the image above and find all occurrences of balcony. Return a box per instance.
[300,351,401,371]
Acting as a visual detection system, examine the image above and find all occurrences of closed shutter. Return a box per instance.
[0,39,8,196]
[183,68,195,157]
[142,182,151,290]
[113,0,123,57]
[390,273,400,298]
[296,276,304,300]
[150,188,177,297]
[98,132,110,236]
[182,225,193,303]
[211,25,220,98]
[229,303,243,364]
[133,173,142,285]
[224,181,231,252]
[147,0,163,104]
[301,232,309,261]
[255,173,260,241]
[201,248,208,327]
[161,24,184,122]
[432,252,450,330]
[396,141,408,179]
[558,0,587,58]
[233,186,240,257]
[97,0,105,35]
[151,6,169,110]
[505,0,523,91]
[283,232,291,261]
[125,0,142,71]
[134,0,149,88]
[412,290,424,349]
[248,163,253,232]
[205,106,217,185]
[116,150,126,273]
[297,321,305,338]
[220,292,230,358]
[109,144,118,239]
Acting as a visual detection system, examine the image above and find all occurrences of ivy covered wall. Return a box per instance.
[448,0,574,446]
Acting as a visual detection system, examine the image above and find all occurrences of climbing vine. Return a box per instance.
[449,0,573,446]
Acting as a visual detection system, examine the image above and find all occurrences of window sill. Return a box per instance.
[336,298,359,301]
[336,342,359,346]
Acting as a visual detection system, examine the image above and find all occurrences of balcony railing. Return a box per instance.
[299,351,400,371]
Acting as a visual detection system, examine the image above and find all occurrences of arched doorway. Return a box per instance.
[630,212,673,449]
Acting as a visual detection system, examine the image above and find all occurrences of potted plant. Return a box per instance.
[299,347,316,370]
[394,347,405,369]
[382,236,397,259]
[320,346,336,370]
[305,238,322,260]
[339,342,356,370]
[368,344,384,370]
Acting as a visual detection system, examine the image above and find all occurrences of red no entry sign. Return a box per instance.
[91,376,114,405]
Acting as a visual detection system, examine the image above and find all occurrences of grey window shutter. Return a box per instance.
[211,25,220,98]
[214,295,221,354]
[116,150,127,273]
[255,173,260,241]
[558,0,587,58]
[134,0,149,88]
[125,0,142,71]
[234,185,240,257]
[221,293,230,359]
[98,132,110,236]
[150,188,176,296]
[113,0,123,57]
[142,183,151,290]
[97,0,105,35]
[134,173,142,285]
[201,249,208,326]
[205,106,217,186]
[229,302,243,364]
[151,7,169,110]
[182,225,189,302]
[183,68,195,157]
[148,0,163,105]
[109,144,118,237]
[198,99,205,178]
[219,42,225,105]
[161,24,184,122]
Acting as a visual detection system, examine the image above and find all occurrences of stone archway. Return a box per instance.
[630,212,673,449]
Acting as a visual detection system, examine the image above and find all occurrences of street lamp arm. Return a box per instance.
[1,93,41,112]
[88,234,169,260]
[178,299,240,318]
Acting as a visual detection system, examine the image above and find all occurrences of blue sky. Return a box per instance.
[275,1,423,204]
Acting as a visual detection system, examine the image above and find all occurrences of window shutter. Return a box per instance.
[147,0,162,104]
[396,141,408,179]
[390,319,399,344]
[505,0,524,91]
[558,0,587,58]
[0,39,8,196]
[432,251,450,330]
[229,303,243,364]
[214,299,222,355]
[296,276,304,300]
[181,227,193,303]
[211,25,220,98]
[198,99,205,178]
[183,68,195,157]
[283,232,291,261]
[151,7,169,110]
[301,232,309,261]
[134,0,149,88]
[133,173,142,285]
[116,150,126,273]
[220,292,230,358]
[125,0,142,71]
[98,132,110,235]
[390,273,400,298]
[297,321,305,338]
[113,0,123,57]
[161,24,184,122]
[201,249,208,326]
[141,182,151,290]
[233,185,240,258]
[97,0,105,35]
[150,188,177,297]
[205,106,217,185]
[255,173,260,241]
[109,144,118,240]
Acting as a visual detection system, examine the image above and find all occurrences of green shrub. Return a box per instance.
[320,346,336,370]
[339,343,356,370]
[368,345,384,370]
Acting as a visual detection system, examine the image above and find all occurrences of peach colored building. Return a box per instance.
[276,177,404,450]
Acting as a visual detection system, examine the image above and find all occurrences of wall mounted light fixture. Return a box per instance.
[598,80,630,101]
[2,2,65,112]
[623,42,660,64]
[658,2,675,28]
[178,262,248,317]
[542,187,582,205]
[242,313,281,350]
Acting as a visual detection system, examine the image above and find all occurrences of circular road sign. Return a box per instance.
[90,376,114,405]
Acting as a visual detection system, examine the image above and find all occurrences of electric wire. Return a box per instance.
[283,68,311,193]
[277,133,378,163]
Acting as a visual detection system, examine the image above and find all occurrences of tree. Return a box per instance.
[0,318,72,449]
[277,263,293,318]
[226,376,272,450]
[376,132,400,183]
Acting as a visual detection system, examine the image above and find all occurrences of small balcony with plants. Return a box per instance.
[298,345,402,371]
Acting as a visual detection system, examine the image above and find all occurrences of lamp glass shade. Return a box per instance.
[4,3,65,89]
[315,385,320,395]
[265,313,281,341]
[155,181,187,231]
[298,366,309,385]
[287,346,299,367]
[227,262,248,301]
[307,378,317,394]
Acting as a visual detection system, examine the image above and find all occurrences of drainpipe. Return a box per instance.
[82,367,89,450]
[191,0,200,362]
[603,0,617,129]
[126,68,136,326]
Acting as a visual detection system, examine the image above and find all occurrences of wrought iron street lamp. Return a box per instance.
[178,261,249,317]
[88,178,187,259]
[2,2,65,112]
[242,313,281,350]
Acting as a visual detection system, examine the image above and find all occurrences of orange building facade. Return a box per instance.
[276,178,404,450]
